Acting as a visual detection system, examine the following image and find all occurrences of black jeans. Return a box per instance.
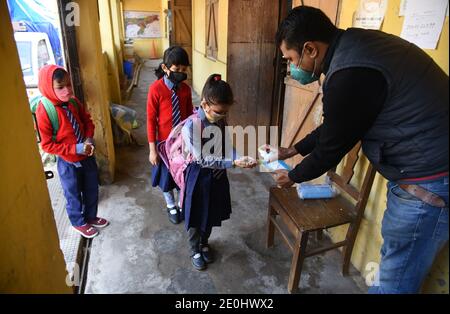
[188,227,212,256]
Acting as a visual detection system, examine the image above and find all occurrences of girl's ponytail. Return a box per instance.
[201,74,234,106]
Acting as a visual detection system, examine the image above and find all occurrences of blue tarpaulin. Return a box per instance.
[7,0,64,66]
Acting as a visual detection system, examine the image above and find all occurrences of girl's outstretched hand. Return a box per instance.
[234,156,258,168]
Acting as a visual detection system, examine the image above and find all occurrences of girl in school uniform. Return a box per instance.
[182,74,257,271]
[147,46,193,224]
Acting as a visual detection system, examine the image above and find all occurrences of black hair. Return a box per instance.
[201,74,234,106]
[52,68,68,82]
[275,6,337,53]
[155,46,190,79]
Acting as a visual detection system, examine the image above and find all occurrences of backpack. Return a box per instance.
[157,111,203,209]
[30,96,78,143]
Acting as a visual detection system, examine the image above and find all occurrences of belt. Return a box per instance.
[399,184,447,208]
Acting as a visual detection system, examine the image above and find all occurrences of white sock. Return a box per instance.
[163,191,176,208]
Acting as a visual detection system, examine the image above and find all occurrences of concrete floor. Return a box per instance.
[84,60,367,294]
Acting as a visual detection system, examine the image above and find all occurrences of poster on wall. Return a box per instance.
[400,0,449,17]
[124,11,161,38]
[400,0,447,49]
[353,0,388,30]
[399,0,407,16]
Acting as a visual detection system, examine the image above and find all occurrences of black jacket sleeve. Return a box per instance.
[294,125,322,156]
[288,67,387,183]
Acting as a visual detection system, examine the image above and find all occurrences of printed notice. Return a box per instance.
[353,0,388,30]
[399,0,407,16]
[400,0,448,49]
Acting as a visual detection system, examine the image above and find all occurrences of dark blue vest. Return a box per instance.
[324,28,449,181]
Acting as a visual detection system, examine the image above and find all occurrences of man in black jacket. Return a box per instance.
[273,6,448,293]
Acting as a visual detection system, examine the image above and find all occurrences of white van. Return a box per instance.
[14,32,56,98]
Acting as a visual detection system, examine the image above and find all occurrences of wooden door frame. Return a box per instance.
[270,0,292,144]
[169,0,193,84]
[170,0,192,45]
[56,0,85,104]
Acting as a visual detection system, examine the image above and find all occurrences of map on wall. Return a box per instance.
[124,11,161,38]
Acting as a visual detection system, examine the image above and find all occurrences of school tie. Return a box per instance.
[171,88,181,127]
[62,103,84,143]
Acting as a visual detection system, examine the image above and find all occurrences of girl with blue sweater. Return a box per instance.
[182,74,257,270]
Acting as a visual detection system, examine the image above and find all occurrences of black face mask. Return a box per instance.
[168,70,187,84]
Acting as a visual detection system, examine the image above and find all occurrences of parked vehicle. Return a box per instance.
[14,31,56,98]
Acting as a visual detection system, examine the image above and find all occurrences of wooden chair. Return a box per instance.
[266,142,376,293]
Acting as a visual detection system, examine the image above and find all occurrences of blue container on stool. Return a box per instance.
[123,61,133,79]
[297,183,336,199]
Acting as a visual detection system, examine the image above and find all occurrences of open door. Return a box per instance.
[227,0,281,129]
[169,0,192,85]
[226,0,284,157]
[280,0,341,168]
[7,0,89,293]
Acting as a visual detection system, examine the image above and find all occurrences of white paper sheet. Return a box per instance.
[353,0,389,30]
[400,0,448,49]
[399,0,408,16]
[400,0,448,17]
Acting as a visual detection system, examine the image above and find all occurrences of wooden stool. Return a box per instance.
[266,143,376,293]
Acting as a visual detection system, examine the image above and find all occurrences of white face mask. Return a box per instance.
[205,107,226,123]
[202,101,227,123]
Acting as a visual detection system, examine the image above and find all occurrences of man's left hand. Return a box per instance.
[272,169,295,188]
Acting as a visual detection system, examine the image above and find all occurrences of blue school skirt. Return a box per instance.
[151,160,178,192]
[183,163,232,233]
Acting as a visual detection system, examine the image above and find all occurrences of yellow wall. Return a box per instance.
[111,0,125,77]
[161,0,170,52]
[192,0,228,95]
[99,0,122,104]
[123,0,166,59]
[76,0,116,184]
[327,0,449,294]
[0,1,71,293]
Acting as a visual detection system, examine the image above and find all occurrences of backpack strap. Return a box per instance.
[40,97,59,142]
[30,96,43,113]
[68,98,79,112]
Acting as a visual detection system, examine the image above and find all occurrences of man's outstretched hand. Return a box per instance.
[268,146,298,162]
[272,169,295,188]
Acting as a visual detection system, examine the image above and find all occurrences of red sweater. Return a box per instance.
[36,65,95,163]
[147,78,193,142]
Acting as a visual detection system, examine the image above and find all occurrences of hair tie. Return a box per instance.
[214,75,221,81]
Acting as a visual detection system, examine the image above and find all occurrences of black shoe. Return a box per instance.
[191,252,207,271]
[201,244,214,264]
[167,206,180,224]
[179,208,185,222]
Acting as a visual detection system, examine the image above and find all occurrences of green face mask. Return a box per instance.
[289,48,319,85]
